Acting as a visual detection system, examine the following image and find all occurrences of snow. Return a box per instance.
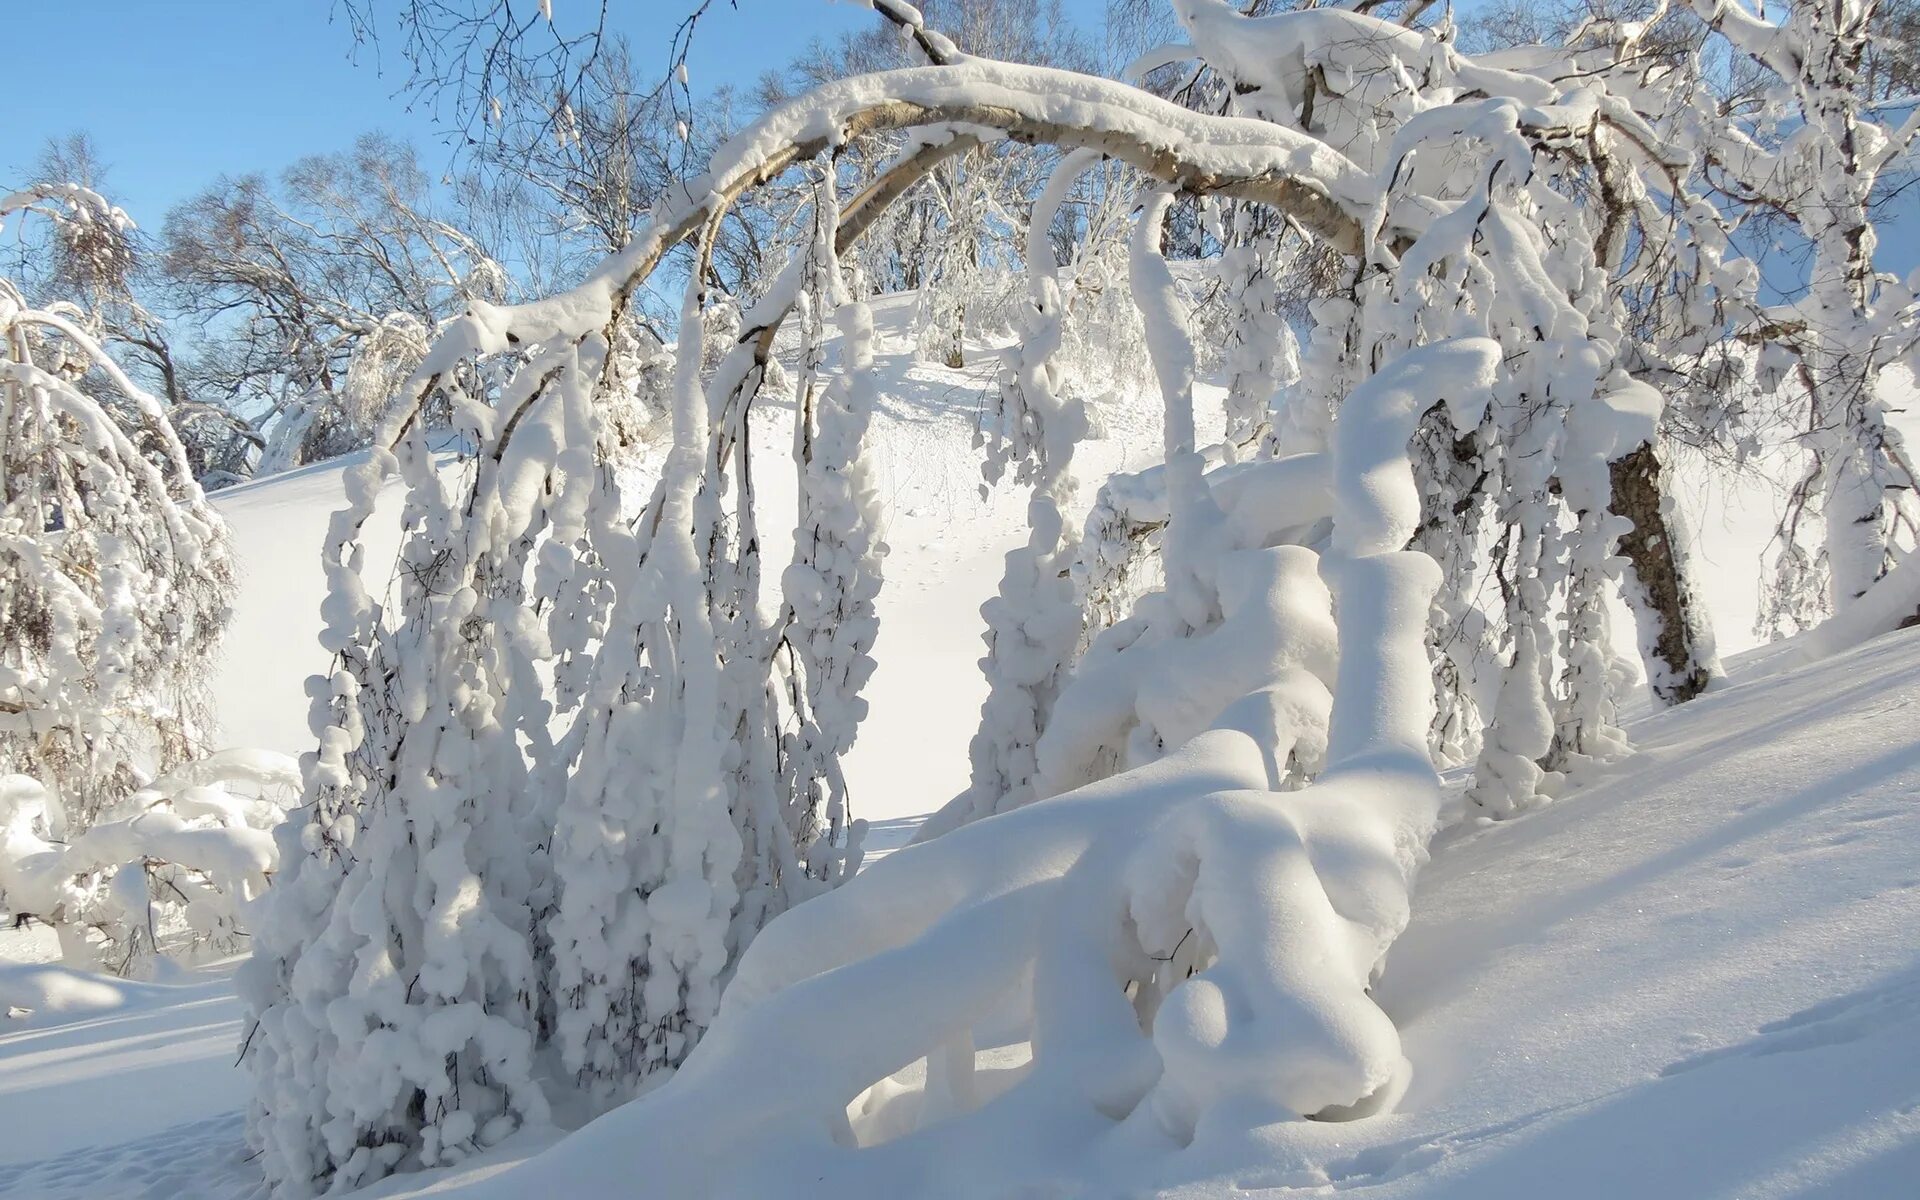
[4,298,1920,1197]
[20,581,1912,1199]
[1310,625,1920,1198]
[13,4,1920,1190]
[0,961,256,1195]
[400,625,1920,1197]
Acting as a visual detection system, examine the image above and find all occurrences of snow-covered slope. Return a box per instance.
[1197,625,1920,1197]
[9,618,1917,1198]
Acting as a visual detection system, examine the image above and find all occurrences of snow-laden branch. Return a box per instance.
[403,57,1379,383]
[444,329,1507,1200]
[1685,0,1808,80]
[1,752,298,975]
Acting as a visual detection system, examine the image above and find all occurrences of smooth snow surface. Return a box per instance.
[0,962,256,1197]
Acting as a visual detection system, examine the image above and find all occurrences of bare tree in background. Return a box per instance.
[5,137,261,483]
[159,133,514,474]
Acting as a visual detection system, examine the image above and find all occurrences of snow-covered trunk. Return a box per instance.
[1470,486,1559,815]
[1807,202,1903,606]
[1805,0,1905,605]
[1551,505,1633,770]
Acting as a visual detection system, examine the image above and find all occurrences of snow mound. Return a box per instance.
[1182,625,1920,1197]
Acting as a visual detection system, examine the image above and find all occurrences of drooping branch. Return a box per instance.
[388,60,1381,417]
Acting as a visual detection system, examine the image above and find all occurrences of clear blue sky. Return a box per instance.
[2,1,1100,229]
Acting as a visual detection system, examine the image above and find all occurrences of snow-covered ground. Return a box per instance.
[4,301,1917,1196]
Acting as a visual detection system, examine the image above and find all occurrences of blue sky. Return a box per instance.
[2,1,1099,228]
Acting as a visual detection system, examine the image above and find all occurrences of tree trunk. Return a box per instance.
[1609,442,1717,706]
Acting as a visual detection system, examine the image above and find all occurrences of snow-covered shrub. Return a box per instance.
[243,334,606,1191]
[0,750,298,975]
[600,307,675,454]
[0,185,235,830]
[1052,188,1159,410]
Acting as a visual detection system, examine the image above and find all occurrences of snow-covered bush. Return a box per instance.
[0,185,235,829]
[0,750,298,975]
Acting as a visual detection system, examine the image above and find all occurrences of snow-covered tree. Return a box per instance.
[1682,0,1920,621]
[241,326,610,1191]
[159,136,516,478]
[238,0,1920,1194]
[219,3,1742,1196]
[0,184,234,831]
[240,97,954,1192]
